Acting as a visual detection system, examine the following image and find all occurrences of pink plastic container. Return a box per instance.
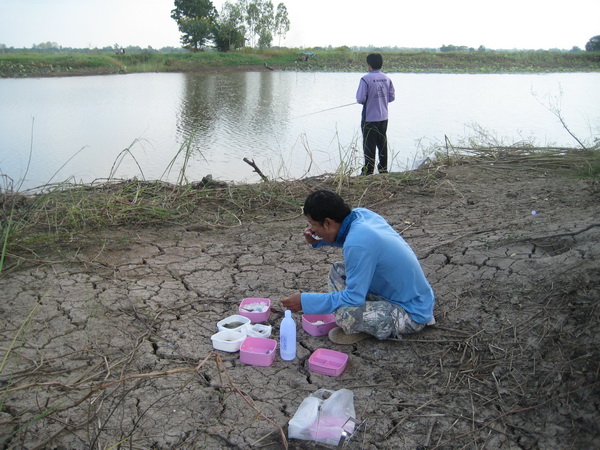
[239,298,271,323]
[302,314,337,336]
[308,349,349,376]
[239,337,277,366]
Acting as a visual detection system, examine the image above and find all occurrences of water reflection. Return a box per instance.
[178,73,219,137]
[177,72,296,168]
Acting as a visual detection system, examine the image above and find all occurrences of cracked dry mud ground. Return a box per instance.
[1,164,599,449]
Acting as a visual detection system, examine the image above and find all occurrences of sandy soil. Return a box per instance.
[1,161,599,449]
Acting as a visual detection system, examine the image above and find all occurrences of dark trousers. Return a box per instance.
[361,120,388,175]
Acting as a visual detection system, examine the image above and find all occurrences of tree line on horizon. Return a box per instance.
[2,40,600,55]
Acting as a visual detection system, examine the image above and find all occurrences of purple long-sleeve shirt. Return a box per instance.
[356,70,395,122]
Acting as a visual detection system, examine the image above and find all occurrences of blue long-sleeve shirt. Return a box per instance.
[301,208,435,324]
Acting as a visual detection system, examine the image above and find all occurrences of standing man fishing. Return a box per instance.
[356,53,395,175]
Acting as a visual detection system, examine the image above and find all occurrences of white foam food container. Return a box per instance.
[217,314,251,333]
[211,330,247,352]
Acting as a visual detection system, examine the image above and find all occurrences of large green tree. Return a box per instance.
[254,0,274,49]
[171,0,218,51]
[585,35,600,52]
[274,3,290,47]
[214,0,290,50]
[213,1,246,51]
[174,0,290,51]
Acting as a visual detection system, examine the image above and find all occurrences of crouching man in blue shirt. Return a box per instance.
[281,190,435,345]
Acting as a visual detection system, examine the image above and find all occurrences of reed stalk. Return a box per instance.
[162,130,205,186]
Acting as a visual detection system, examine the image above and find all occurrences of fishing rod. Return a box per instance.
[292,102,357,119]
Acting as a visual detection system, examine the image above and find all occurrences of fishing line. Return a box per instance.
[259,101,359,175]
[291,102,357,120]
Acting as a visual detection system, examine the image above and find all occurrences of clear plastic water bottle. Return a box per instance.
[280,310,297,360]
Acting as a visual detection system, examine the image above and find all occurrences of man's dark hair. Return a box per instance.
[303,190,351,224]
[366,53,383,70]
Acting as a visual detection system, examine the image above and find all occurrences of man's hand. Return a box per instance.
[303,227,319,245]
[281,293,302,312]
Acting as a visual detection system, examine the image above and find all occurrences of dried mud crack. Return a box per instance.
[1,163,599,449]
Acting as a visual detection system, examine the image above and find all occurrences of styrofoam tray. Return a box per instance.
[216,314,251,333]
[211,330,247,352]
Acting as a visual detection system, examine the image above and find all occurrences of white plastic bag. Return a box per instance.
[288,388,356,446]
[242,323,272,338]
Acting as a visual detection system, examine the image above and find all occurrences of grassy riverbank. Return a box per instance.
[1,146,599,274]
[1,48,600,77]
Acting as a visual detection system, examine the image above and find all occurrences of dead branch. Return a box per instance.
[243,157,269,182]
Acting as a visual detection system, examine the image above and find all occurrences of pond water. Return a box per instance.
[1,71,599,191]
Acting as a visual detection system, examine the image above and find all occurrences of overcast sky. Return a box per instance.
[1,0,599,50]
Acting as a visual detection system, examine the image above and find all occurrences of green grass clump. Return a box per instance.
[0,52,125,77]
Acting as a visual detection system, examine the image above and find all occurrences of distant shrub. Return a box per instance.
[585,35,600,52]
